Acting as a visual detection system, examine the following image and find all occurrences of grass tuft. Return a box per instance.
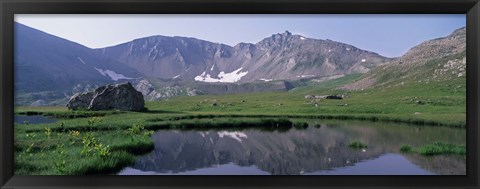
[399,145,412,152]
[399,142,465,156]
[417,142,466,156]
[348,141,368,149]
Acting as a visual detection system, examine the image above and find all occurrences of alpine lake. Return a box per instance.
[114,119,465,175]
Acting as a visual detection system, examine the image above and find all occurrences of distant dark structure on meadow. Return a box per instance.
[325,95,343,100]
[304,95,343,100]
[67,82,145,111]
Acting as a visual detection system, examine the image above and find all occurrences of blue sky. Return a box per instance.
[15,14,465,57]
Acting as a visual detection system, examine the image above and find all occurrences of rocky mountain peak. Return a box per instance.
[275,30,294,39]
[257,31,297,49]
[283,30,292,36]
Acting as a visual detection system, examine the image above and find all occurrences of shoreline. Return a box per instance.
[15,109,466,128]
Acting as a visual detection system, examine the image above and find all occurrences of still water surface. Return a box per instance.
[14,115,57,124]
[118,120,465,175]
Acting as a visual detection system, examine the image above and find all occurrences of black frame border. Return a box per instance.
[1,0,479,188]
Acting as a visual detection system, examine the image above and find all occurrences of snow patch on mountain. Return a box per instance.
[194,68,248,83]
[94,67,133,81]
[297,75,315,78]
[361,59,366,62]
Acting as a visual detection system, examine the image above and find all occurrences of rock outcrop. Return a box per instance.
[67,82,145,111]
[134,79,203,101]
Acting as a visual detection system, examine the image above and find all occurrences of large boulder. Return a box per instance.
[67,82,145,111]
[67,92,94,110]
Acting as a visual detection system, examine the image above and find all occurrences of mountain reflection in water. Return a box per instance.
[118,121,465,175]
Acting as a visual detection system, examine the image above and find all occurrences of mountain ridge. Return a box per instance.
[97,30,392,83]
[341,27,466,91]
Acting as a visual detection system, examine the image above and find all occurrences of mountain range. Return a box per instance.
[97,30,390,83]
[14,22,465,106]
